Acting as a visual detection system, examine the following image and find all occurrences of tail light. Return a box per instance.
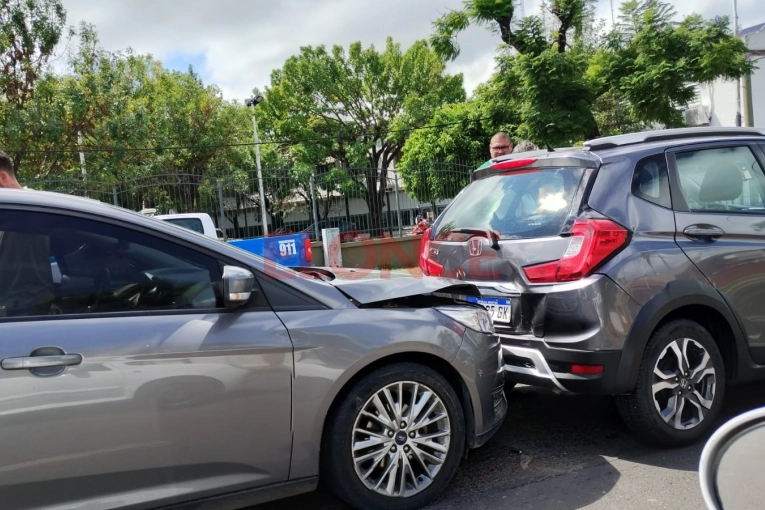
[304,238,313,263]
[523,219,629,284]
[419,228,443,277]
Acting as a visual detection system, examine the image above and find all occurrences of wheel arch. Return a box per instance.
[614,279,745,394]
[318,351,475,473]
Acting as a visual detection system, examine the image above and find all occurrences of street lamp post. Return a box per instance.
[734,0,742,127]
[245,95,269,237]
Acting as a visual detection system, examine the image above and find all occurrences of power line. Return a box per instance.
[8,116,494,155]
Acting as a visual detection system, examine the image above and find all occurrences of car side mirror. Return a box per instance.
[222,265,255,307]
[699,406,765,509]
[216,228,224,239]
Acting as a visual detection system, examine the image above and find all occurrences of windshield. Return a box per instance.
[435,168,585,239]
[163,217,205,234]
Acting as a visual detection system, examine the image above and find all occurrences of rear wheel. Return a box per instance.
[322,363,466,510]
[616,319,725,447]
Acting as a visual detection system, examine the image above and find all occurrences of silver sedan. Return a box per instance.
[0,189,507,510]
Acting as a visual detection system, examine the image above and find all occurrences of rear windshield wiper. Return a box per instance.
[444,228,501,250]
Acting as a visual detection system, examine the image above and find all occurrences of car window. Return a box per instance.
[163,217,204,234]
[632,154,671,208]
[435,167,586,239]
[0,210,223,319]
[674,146,765,213]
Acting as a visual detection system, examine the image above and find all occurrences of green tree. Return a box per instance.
[398,99,494,203]
[431,0,754,141]
[589,1,754,127]
[431,0,603,144]
[261,37,465,235]
[0,0,70,174]
[54,25,255,215]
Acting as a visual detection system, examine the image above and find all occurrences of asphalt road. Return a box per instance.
[253,380,765,510]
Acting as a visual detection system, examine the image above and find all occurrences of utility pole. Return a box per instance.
[610,0,615,27]
[77,131,86,180]
[734,0,742,127]
[245,95,269,237]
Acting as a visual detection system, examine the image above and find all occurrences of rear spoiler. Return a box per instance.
[472,153,600,182]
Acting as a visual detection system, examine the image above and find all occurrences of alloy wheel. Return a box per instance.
[351,381,452,498]
[652,338,716,430]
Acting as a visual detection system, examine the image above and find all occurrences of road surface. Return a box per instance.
[253,380,765,510]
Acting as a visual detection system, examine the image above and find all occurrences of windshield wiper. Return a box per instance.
[448,228,501,250]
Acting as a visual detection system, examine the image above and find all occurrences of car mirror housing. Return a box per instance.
[699,405,765,510]
[222,265,255,307]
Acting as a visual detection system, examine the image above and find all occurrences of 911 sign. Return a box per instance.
[278,240,297,257]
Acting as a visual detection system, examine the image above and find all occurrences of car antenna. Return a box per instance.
[533,119,555,152]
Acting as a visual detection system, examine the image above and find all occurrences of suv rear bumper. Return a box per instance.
[502,342,623,395]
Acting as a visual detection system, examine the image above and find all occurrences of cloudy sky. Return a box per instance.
[58,0,763,101]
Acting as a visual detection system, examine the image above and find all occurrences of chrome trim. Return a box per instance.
[502,345,568,392]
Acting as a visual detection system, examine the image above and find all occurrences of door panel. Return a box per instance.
[0,307,294,510]
[670,144,765,363]
[0,209,294,509]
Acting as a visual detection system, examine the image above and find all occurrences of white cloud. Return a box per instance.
[57,0,764,100]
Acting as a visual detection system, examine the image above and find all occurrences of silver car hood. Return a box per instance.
[290,267,481,305]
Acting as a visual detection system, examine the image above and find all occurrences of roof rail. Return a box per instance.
[584,127,765,150]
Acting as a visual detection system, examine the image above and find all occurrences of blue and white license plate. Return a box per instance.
[466,296,512,324]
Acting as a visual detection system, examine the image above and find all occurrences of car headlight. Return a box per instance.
[436,306,495,334]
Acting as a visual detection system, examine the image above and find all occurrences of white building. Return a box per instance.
[684,22,765,128]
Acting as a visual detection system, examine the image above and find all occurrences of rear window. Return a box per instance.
[435,168,585,239]
[163,217,204,234]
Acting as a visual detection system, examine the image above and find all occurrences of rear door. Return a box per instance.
[669,142,765,363]
[0,207,294,509]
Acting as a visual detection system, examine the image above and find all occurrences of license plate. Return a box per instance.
[466,296,512,324]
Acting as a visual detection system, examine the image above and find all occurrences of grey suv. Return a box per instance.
[420,127,765,446]
[0,189,506,510]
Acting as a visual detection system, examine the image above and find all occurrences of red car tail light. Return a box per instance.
[419,228,443,277]
[304,237,312,263]
[523,219,629,284]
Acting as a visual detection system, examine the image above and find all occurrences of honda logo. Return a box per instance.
[469,238,483,256]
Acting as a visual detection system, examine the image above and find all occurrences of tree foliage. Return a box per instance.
[430,0,755,143]
[0,0,70,172]
[589,1,754,126]
[260,37,464,234]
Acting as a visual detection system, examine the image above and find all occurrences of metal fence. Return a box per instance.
[27,162,481,241]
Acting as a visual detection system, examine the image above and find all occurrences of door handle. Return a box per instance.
[683,225,725,240]
[1,354,83,371]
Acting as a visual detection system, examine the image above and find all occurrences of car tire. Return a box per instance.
[322,362,466,510]
[615,319,725,447]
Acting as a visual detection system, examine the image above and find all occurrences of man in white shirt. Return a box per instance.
[0,151,56,317]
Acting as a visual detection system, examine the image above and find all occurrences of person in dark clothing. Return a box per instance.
[0,151,56,317]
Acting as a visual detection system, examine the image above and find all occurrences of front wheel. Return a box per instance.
[322,362,466,510]
[616,319,725,447]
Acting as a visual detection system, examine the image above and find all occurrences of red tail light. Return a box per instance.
[304,238,313,263]
[419,228,443,277]
[523,219,629,284]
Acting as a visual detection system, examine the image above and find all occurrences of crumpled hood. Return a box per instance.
[292,266,482,305]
